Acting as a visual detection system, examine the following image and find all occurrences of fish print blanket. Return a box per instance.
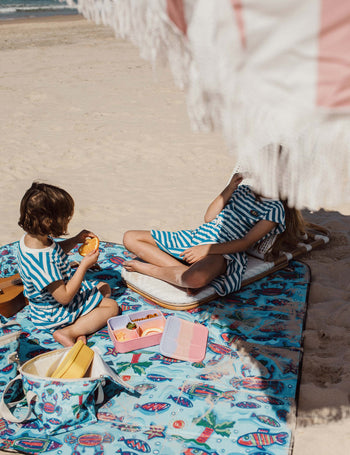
[0,241,310,455]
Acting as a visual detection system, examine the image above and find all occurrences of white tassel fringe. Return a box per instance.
[63,0,350,211]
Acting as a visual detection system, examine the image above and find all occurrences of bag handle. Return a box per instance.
[0,375,37,423]
[0,318,21,343]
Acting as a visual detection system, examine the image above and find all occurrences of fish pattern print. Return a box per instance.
[0,240,310,455]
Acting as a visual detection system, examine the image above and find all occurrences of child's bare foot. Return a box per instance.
[77,335,87,344]
[97,281,111,298]
[123,260,154,275]
[53,328,76,347]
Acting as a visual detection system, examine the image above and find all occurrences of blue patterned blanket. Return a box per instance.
[0,241,309,455]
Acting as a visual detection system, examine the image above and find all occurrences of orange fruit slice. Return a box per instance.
[141,327,163,337]
[78,236,99,256]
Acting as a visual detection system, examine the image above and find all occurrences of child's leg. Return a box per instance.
[97,281,111,298]
[124,254,227,290]
[123,230,181,267]
[53,297,119,347]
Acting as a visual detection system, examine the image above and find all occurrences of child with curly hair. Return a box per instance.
[17,182,120,346]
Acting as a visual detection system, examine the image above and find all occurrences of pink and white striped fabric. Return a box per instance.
[65,0,350,210]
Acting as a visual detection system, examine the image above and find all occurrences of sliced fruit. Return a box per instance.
[78,236,99,256]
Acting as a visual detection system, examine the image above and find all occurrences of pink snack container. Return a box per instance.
[108,311,208,362]
[108,309,165,353]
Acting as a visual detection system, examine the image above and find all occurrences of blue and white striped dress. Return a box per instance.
[151,185,286,296]
[17,236,103,330]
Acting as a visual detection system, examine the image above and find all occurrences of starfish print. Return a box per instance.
[143,424,166,440]
[105,346,118,356]
[62,389,72,400]
[283,361,298,375]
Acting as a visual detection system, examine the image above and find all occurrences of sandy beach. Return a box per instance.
[0,16,349,453]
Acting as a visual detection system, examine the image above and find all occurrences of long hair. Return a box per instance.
[18,182,74,237]
[265,199,306,260]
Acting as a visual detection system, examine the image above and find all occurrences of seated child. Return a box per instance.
[123,173,305,296]
[17,182,120,347]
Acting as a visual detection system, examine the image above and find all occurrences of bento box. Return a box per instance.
[108,310,209,362]
[107,309,166,353]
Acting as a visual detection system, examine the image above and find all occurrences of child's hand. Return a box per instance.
[80,249,99,269]
[75,230,98,245]
[180,245,211,264]
[228,173,243,191]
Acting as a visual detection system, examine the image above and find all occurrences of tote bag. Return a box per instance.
[0,346,134,435]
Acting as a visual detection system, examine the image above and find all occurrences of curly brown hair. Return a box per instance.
[18,182,74,237]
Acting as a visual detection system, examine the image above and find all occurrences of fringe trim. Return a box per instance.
[64,0,350,211]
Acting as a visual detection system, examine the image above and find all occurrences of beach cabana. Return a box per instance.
[64,0,350,211]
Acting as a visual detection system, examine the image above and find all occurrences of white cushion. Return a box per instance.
[121,255,274,307]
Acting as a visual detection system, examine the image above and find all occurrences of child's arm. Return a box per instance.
[59,230,97,254]
[204,173,243,222]
[180,219,276,263]
[46,250,99,305]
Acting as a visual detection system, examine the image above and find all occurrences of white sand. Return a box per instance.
[0,16,349,453]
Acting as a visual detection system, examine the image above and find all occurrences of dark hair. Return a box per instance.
[251,191,306,260]
[18,182,74,236]
[265,200,306,260]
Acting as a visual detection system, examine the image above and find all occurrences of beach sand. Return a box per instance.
[0,16,349,453]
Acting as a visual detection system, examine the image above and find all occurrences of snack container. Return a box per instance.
[159,316,208,362]
[108,309,165,353]
[108,311,208,361]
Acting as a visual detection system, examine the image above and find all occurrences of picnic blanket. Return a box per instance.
[0,240,310,455]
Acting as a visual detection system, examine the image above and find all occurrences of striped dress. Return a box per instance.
[151,185,286,296]
[17,236,103,330]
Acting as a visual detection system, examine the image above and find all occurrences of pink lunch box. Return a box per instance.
[108,310,208,362]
